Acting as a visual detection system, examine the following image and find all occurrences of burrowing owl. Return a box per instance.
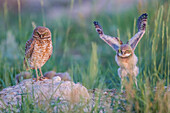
[94,13,148,91]
[24,26,53,81]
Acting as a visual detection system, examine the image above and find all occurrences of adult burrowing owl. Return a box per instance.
[94,13,147,91]
[24,26,53,81]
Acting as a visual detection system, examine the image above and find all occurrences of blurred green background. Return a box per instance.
[0,0,169,90]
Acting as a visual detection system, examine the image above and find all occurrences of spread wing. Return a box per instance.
[127,13,148,51]
[93,21,123,51]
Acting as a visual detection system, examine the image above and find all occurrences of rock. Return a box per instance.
[44,71,71,81]
[15,71,71,84]
[15,71,32,83]
[52,76,62,82]
[0,76,89,111]
[56,72,71,81]
[59,82,90,103]
[44,71,56,79]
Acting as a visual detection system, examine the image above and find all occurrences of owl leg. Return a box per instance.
[118,68,127,92]
[133,66,139,89]
[35,67,39,82]
[120,77,124,92]
[39,68,45,80]
[134,77,138,89]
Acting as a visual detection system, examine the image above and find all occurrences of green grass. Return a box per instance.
[0,0,169,112]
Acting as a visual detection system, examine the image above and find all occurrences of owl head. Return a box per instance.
[117,44,133,58]
[32,26,51,39]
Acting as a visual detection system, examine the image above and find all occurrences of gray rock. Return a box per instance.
[44,71,71,81]
[0,76,89,111]
[15,71,32,83]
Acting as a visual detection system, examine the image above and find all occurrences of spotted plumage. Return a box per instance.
[94,13,148,91]
[24,26,53,81]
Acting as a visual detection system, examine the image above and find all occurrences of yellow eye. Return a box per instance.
[118,49,122,53]
[126,50,131,53]
[44,32,48,35]
[36,32,39,35]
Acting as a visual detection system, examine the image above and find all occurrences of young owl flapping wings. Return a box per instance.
[94,13,148,91]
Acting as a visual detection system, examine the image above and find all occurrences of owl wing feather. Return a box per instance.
[93,21,123,51]
[128,13,148,51]
[24,38,35,69]
[25,38,35,58]
[47,43,53,61]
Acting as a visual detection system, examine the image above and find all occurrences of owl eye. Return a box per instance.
[125,50,131,53]
[36,32,40,35]
[118,49,122,53]
[44,32,48,35]
[42,32,48,37]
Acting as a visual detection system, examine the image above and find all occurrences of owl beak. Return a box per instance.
[40,35,42,38]
[122,51,126,55]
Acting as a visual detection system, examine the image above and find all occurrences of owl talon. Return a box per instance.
[40,76,45,79]
[39,78,43,81]
[39,76,46,81]
[32,78,39,82]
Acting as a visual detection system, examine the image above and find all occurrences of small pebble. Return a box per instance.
[53,76,61,82]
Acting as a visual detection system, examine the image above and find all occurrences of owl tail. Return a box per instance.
[137,13,148,31]
[93,21,104,35]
